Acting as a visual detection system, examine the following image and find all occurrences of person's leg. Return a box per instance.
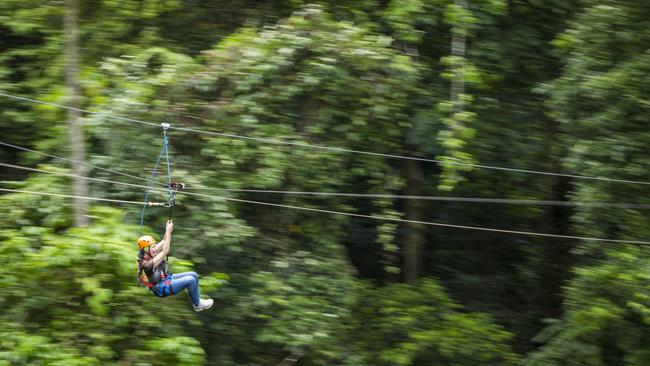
[169,275,200,306]
[171,271,199,282]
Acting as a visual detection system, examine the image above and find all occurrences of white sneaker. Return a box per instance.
[193,298,213,312]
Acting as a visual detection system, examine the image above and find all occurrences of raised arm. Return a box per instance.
[152,220,173,268]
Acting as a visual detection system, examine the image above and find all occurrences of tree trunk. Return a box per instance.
[450,0,467,112]
[65,0,89,227]
[537,180,571,318]
[536,114,572,318]
[403,160,426,283]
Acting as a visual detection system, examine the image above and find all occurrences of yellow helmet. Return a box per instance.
[137,235,156,250]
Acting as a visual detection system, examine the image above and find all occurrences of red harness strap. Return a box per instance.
[138,247,164,288]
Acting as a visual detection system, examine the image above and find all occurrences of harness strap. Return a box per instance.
[151,278,175,297]
[164,279,175,295]
[137,247,168,289]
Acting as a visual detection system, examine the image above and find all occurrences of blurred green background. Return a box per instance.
[1,1,650,365]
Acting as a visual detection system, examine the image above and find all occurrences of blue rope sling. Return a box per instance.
[139,123,174,236]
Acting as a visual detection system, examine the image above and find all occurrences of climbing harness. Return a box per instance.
[137,246,174,296]
[136,123,184,290]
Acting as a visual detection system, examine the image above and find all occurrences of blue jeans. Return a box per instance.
[153,271,200,306]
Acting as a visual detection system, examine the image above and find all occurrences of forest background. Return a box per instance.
[1,1,649,365]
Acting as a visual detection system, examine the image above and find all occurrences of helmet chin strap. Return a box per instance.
[139,247,152,258]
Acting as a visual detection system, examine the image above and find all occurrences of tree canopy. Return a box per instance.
[2,1,649,365]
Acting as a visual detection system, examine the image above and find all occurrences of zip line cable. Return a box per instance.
[2,91,650,186]
[0,162,168,196]
[177,187,650,209]
[1,186,650,245]
[0,188,146,205]
[0,141,163,187]
[5,161,650,210]
[0,92,159,127]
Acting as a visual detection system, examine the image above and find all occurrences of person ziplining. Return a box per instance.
[135,123,213,311]
[137,220,213,311]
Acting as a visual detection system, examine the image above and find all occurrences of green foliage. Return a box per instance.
[526,246,650,366]
[548,1,650,240]
[187,3,420,191]
[435,0,506,191]
[526,1,650,364]
[6,0,650,365]
[0,188,205,364]
[344,279,520,365]
[65,11,389,365]
[384,0,443,44]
